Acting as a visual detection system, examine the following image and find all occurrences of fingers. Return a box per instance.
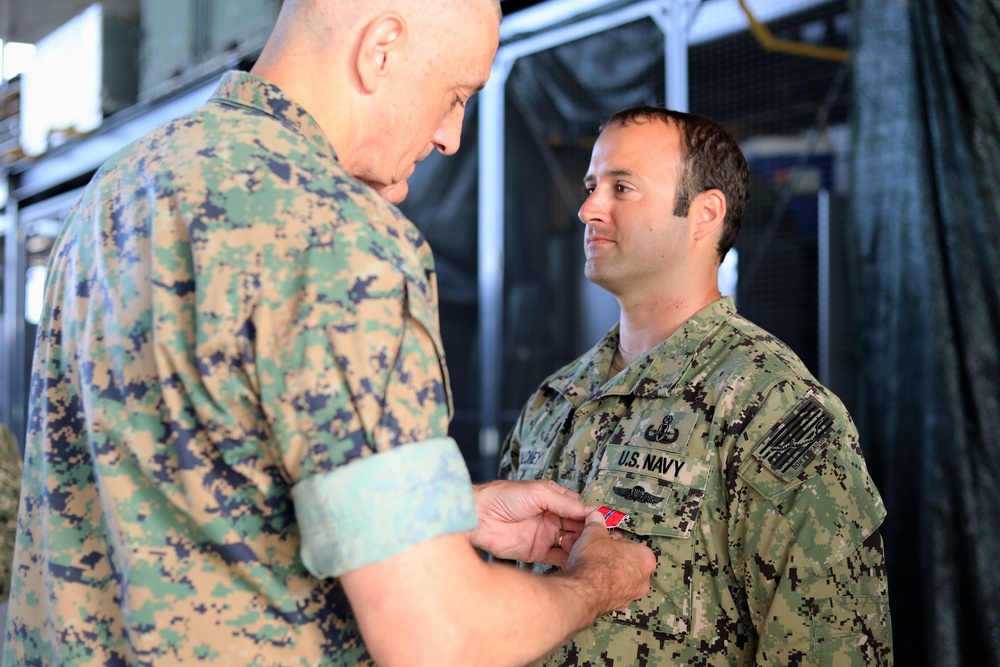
[585,509,611,527]
[565,517,657,614]
[540,479,580,500]
[568,510,613,548]
[542,547,569,569]
[602,543,656,612]
[558,511,613,554]
[533,481,591,521]
[557,528,581,553]
[532,526,582,568]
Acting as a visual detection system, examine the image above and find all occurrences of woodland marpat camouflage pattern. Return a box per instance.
[501,297,893,666]
[3,71,479,666]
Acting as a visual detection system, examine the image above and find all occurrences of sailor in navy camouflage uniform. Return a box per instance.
[501,106,893,666]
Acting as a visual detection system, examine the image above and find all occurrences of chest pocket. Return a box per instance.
[579,408,710,638]
[512,403,575,482]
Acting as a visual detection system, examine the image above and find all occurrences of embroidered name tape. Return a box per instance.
[597,505,629,529]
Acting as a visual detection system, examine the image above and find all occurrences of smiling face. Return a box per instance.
[579,118,694,299]
[358,1,500,203]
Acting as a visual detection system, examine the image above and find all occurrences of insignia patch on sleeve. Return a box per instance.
[753,396,835,481]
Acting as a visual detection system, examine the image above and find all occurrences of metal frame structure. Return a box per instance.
[1,196,23,450]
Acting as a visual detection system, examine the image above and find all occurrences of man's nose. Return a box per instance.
[578,190,604,225]
[433,110,465,156]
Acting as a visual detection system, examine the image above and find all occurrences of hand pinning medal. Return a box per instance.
[597,505,629,529]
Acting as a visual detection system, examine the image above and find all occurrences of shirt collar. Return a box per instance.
[546,297,737,403]
[210,71,337,162]
[545,324,620,406]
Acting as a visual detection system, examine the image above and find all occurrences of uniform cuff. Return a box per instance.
[292,437,478,578]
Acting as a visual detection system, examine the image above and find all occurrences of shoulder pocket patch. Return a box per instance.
[753,395,834,482]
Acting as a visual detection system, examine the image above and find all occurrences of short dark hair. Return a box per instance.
[599,106,749,263]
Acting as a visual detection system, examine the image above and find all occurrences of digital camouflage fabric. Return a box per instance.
[3,71,478,666]
[501,297,893,666]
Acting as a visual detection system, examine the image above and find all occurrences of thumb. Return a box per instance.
[585,509,610,528]
[540,489,592,522]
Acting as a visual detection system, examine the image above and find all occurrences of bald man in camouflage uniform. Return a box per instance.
[3,2,657,665]
[500,107,893,666]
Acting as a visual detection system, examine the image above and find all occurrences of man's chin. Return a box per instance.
[377,179,410,204]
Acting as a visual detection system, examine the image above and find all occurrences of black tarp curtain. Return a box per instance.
[851,0,1000,665]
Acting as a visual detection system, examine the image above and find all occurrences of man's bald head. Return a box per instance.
[272,0,501,47]
[252,0,501,202]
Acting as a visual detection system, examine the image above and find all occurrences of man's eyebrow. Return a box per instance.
[583,168,640,183]
[466,80,487,94]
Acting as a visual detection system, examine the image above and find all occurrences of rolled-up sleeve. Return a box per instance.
[292,436,478,578]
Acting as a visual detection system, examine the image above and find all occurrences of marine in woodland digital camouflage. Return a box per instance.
[3,71,478,666]
[501,297,893,666]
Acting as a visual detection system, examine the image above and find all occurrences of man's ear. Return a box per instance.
[691,189,727,242]
[356,13,406,94]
